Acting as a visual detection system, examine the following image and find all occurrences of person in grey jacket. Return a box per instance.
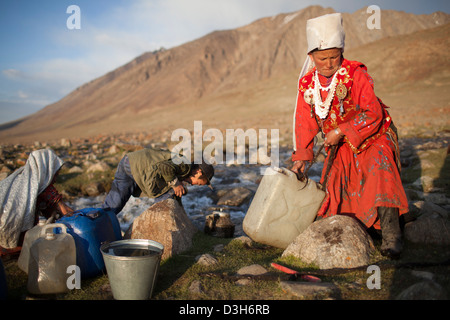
[102,148,214,214]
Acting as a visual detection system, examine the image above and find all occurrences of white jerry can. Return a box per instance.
[27,223,76,295]
[243,167,325,249]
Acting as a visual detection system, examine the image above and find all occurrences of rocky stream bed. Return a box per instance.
[1,129,449,300]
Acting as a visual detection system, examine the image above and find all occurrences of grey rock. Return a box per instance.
[282,215,375,269]
[411,270,434,281]
[0,172,8,181]
[396,280,448,300]
[280,281,339,299]
[236,264,268,276]
[188,280,204,294]
[196,253,219,266]
[235,278,252,286]
[217,187,253,207]
[68,165,83,173]
[60,138,71,147]
[232,235,253,246]
[404,213,450,245]
[124,199,197,260]
[86,161,110,172]
[213,244,225,252]
[81,181,105,196]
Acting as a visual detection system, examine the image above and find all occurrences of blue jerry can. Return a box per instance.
[56,208,122,278]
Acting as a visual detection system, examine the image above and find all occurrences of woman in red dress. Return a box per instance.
[291,13,408,259]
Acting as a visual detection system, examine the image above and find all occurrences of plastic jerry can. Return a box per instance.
[18,218,48,274]
[56,208,122,279]
[27,223,76,295]
[243,167,325,249]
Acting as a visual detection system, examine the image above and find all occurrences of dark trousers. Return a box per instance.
[102,155,176,215]
[102,155,138,215]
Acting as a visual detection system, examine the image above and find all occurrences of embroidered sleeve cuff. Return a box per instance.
[339,121,363,148]
[292,149,314,162]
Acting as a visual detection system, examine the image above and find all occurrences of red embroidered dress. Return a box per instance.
[292,59,409,229]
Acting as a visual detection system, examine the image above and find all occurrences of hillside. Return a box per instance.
[0,5,449,144]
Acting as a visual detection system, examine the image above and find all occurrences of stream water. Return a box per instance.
[68,148,323,237]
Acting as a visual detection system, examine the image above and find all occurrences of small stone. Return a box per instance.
[60,138,71,147]
[0,172,8,181]
[196,253,219,266]
[236,264,268,276]
[232,236,253,246]
[87,161,110,172]
[280,281,338,299]
[81,181,105,196]
[411,270,434,281]
[213,244,224,252]
[108,145,120,154]
[189,280,204,294]
[68,165,83,173]
[235,279,252,286]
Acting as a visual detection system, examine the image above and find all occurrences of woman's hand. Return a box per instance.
[291,160,308,174]
[58,202,74,216]
[324,127,344,147]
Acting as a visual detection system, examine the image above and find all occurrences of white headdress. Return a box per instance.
[299,13,346,79]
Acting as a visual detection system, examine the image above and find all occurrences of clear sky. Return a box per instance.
[1,0,448,124]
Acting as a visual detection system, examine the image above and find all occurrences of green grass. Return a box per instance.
[4,231,449,300]
[153,234,286,300]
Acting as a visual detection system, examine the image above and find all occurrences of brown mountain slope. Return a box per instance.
[345,22,450,133]
[0,5,448,144]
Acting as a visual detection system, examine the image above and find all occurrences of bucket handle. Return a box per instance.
[40,223,68,237]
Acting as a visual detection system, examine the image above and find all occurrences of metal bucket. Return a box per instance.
[100,239,164,300]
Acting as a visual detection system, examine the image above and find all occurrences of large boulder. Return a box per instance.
[216,187,253,206]
[396,280,448,300]
[282,215,375,269]
[124,199,198,260]
[404,211,450,245]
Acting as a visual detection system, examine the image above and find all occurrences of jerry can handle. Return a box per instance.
[70,208,101,220]
[40,223,68,236]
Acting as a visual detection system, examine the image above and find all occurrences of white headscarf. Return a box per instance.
[293,13,346,151]
[0,149,64,248]
[299,13,346,79]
